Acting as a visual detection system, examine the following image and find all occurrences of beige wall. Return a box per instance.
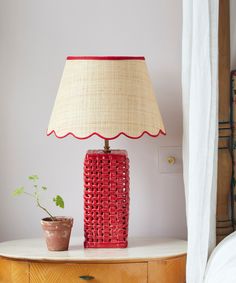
[0,0,186,241]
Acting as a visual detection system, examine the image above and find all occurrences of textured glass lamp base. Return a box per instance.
[83,150,130,248]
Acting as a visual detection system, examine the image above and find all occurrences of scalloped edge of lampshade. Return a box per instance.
[47,129,166,140]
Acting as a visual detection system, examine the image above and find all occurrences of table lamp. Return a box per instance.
[47,56,165,248]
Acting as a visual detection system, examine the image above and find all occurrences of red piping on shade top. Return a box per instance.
[67,56,145,61]
[47,130,166,140]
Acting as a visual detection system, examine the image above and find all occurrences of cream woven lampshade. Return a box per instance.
[47,56,165,139]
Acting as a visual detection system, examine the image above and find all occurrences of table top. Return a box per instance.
[0,237,187,262]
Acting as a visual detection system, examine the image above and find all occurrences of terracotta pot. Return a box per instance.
[41,216,73,251]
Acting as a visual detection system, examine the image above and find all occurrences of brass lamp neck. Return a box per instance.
[104,140,111,153]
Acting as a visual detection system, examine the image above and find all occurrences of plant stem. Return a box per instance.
[36,195,55,221]
[23,192,35,198]
[24,192,55,221]
[36,197,55,221]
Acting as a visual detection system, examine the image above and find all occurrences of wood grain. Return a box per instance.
[217,0,233,243]
[0,255,186,283]
[219,0,231,121]
[0,258,29,283]
[30,262,147,283]
[148,255,186,283]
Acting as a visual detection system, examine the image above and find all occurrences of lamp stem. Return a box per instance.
[104,140,111,153]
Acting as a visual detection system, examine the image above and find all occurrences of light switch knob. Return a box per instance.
[167,156,176,165]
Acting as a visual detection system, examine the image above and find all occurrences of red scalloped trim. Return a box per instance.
[47,129,166,140]
[67,56,145,61]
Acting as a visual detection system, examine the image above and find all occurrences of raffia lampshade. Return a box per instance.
[47,56,165,139]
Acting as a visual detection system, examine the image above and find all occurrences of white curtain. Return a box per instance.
[182,0,219,282]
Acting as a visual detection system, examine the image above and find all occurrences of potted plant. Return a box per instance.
[12,175,73,251]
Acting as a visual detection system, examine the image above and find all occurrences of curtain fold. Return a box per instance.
[182,0,219,282]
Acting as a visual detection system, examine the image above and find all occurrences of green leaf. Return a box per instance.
[41,186,47,191]
[12,187,24,196]
[28,175,39,182]
[53,195,64,209]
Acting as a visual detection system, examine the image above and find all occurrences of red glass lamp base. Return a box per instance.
[83,150,130,248]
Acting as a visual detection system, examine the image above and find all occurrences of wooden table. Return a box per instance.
[0,237,187,283]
